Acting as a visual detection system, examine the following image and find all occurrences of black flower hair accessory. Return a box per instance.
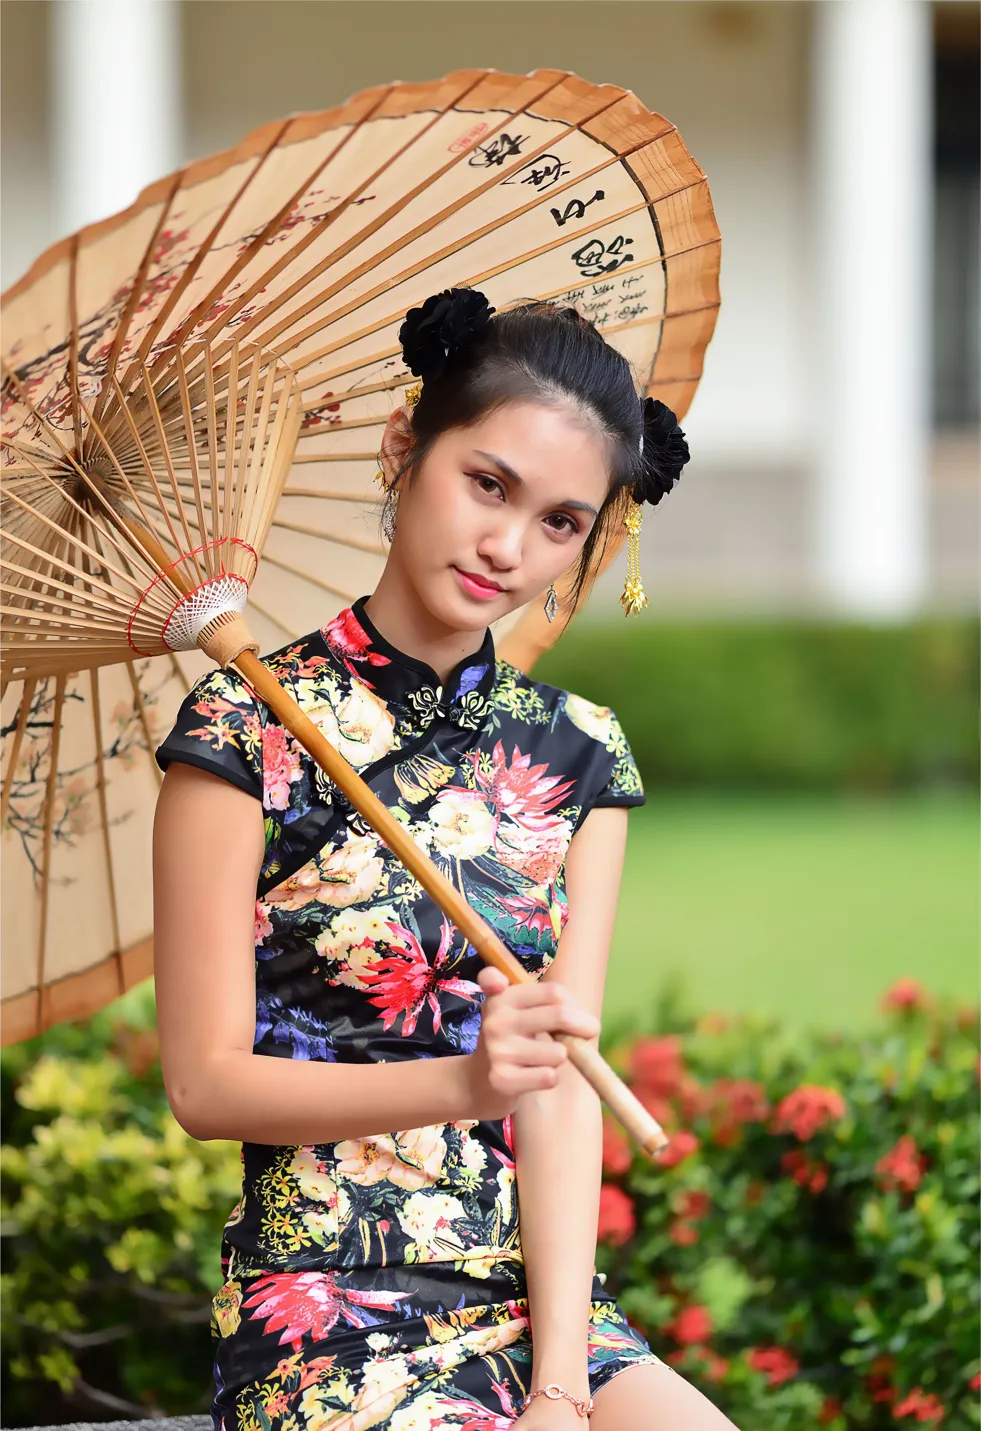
[398,287,496,383]
[633,397,691,507]
[621,397,692,617]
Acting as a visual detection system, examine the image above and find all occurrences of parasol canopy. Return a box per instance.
[1,67,721,1051]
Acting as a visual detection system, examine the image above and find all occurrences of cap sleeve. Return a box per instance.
[560,692,646,831]
[155,667,263,801]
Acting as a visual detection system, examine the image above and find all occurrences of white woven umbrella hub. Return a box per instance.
[161,573,252,653]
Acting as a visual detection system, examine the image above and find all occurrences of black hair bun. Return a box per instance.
[634,396,690,506]
[398,287,496,382]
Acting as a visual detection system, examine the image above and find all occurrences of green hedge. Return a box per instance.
[535,619,979,791]
[2,983,977,1428]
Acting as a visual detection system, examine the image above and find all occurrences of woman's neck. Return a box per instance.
[362,565,489,686]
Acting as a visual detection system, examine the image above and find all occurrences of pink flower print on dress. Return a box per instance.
[254,900,273,946]
[321,607,392,684]
[469,741,575,829]
[493,815,573,886]
[241,1270,408,1350]
[261,725,303,810]
[360,917,481,1036]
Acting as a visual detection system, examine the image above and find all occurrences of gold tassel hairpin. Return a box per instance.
[620,498,649,617]
[375,379,423,487]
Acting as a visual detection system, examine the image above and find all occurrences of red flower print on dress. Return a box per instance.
[771,1085,846,1141]
[187,694,260,754]
[242,1270,408,1350]
[469,741,575,827]
[498,888,557,941]
[359,917,481,1036]
[321,608,392,684]
[443,1380,518,1431]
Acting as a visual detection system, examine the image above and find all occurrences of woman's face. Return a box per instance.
[380,399,611,632]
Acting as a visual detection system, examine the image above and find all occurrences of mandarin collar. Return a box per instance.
[319,595,496,731]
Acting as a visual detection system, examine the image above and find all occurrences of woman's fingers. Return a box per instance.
[476,965,510,996]
[470,970,602,1112]
[480,976,600,1041]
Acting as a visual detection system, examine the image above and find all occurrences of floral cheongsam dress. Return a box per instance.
[155,595,665,1431]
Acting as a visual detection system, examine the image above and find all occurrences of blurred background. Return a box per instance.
[1,2,978,1424]
[3,0,976,1030]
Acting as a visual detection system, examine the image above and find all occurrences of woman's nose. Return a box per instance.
[476,516,525,570]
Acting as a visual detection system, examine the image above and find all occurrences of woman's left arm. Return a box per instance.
[512,804,630,1417]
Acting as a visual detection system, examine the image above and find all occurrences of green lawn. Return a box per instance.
[605,793,979,1031]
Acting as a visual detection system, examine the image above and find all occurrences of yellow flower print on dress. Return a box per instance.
[397,1191,467,1262]
[428,789,496,860]
[316,905,399,990]
[308,680,396,768]
[213,1278,243,1338]
[562,691,616,745]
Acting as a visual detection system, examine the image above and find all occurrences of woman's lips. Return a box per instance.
[454,567,504,600]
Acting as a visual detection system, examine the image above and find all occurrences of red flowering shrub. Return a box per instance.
[780,1148,829,1194]
[628,1034,684,1096]
[667,1303,713,1345]
[876,1135,926,1194]
[1,981,976,1428]
[600,1117,632,1177]
[883,978,930,1013]
[892,1387,946,1423]
[655,1127,699,1168]
[771,1084,847,1140]
[596,1183,635,1246]
[747,1345,800,1386]
[594,989,978,1429]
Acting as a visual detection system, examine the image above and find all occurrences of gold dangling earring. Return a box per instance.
[620,498,649,616]
[544,582,558,623]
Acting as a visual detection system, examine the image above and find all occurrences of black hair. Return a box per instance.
[381,292,684,616]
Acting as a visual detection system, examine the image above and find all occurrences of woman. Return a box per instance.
[153,290,737,1430]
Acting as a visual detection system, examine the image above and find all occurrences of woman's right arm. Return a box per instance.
[152,761,598,1144]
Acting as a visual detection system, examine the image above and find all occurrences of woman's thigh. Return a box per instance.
[591,1362,740,1431]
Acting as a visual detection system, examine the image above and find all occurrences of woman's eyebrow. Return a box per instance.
[472,450,599,518]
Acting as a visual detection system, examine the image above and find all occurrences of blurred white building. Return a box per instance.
[2,0,977,616]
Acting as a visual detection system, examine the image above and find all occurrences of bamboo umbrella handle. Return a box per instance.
[234,649,667,1156]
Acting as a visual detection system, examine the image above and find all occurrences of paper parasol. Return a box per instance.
[1,69,721,1151]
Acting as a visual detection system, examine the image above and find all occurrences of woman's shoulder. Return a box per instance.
[491,656,629,756]
[183,628,335,703]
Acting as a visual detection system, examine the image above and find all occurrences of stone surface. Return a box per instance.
[7,1421,211,1431]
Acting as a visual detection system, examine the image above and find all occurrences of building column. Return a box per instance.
[811,0,933,616]
[51,0,181,237]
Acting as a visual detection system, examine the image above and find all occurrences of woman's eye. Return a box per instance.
[470,473,505,498]
[545,512,579,536]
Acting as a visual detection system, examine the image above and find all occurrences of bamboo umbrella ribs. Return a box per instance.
[1,68,722,1153]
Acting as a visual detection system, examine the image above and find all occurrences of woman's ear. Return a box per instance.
[379,406,415,486]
